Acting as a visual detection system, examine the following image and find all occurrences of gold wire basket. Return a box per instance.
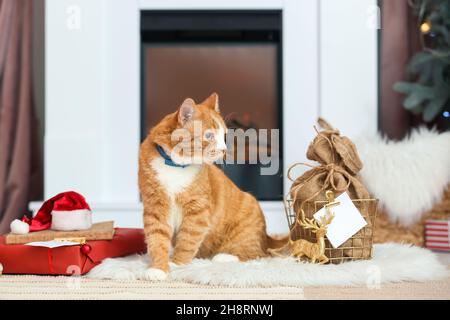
[284,196,378,264]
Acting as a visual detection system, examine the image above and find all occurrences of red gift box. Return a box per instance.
[425,219,450,252]
[0,228,147,275]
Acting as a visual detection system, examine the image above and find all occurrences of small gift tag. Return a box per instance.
[313,192,367,248]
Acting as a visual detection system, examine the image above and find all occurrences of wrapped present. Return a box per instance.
[425,219,450,252]
[0,228,146,275]
[286,119,375,263]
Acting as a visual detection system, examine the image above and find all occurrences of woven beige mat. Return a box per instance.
[0,275,305,300]
[1,274,450,300]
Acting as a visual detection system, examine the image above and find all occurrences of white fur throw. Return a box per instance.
[355,127,450,226]
[86,244,448,287]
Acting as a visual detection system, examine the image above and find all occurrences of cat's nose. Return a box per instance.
[216,139,227,151]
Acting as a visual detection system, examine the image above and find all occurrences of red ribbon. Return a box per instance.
[42,242,94,274]
[47,248,55,274]
[45,244,94,275]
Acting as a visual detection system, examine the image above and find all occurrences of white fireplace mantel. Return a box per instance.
[39,0,378,234]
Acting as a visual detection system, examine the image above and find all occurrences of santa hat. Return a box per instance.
[10,191,92,234]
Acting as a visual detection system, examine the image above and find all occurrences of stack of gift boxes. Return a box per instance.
[0,192,146,275]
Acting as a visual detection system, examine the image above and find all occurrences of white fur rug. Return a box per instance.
[356,127,450,226]
[86,244,448,287]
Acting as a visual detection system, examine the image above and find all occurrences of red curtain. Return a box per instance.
[379,0,421,139]
[0,0,42,234]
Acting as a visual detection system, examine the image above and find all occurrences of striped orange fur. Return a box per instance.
[138,93,286,278]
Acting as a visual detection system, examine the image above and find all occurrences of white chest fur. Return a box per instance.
[150,157,201,233]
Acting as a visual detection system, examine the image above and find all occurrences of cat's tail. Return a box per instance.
[266,234,289,250]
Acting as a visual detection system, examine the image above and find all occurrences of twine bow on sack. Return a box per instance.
[289,163,353,198]
[287,163,355,221]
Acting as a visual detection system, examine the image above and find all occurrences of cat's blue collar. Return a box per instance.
[156,144,189,168]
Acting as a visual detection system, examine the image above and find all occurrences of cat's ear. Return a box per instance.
[178,98,196,125]
[201,92,220,112]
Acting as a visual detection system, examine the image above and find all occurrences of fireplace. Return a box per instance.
[141,11,283,200]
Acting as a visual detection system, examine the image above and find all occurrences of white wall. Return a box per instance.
[45,0,108,201]
[320,0,379,137]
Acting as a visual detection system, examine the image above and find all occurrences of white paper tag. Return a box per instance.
[313,192,367,248]
[25,241,80,248]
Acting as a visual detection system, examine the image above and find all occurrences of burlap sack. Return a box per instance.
[306,129,363,175]
[288,120,372,261]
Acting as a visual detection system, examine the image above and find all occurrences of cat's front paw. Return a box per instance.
[212,253,240,263]
[142,268,168,281]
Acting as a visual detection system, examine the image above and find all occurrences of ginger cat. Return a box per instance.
[139,93,285,280]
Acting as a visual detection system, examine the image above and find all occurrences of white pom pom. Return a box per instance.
[10,219,30,234]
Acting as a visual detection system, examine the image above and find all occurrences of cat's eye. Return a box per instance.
[204,131,215,140]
